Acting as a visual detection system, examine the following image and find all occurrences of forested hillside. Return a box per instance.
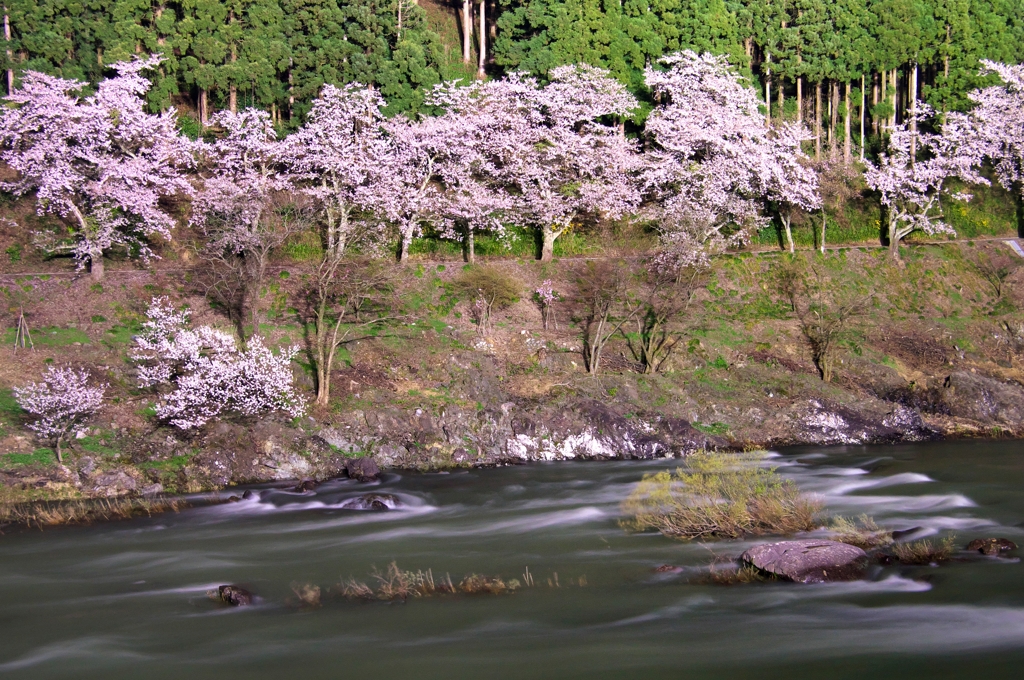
[1,0,1021,139]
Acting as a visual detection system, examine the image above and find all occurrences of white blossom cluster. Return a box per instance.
[132,297,306,429]
[13,366,106,446]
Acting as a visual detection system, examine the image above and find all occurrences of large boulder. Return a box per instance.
[741,540,869,583]
[217,585,254,606]
[345,457,380,482]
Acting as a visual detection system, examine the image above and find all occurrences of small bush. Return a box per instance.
[889,537,956,565]
[621,451,822,540]
[453,266,521,333]
[337,562,530,601]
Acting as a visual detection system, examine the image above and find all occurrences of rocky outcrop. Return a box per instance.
[789,400,939,446]
[344,457,380,482]
[741,540,869,583]
[941,372,1024,426]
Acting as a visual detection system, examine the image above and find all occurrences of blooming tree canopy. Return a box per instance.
[14,366,106,462]
[644,51,819,258]
[0,56,192,280]
[285,84,393,260]
[970,61,1024,206]
[132,297,306,429]
[864,103,984,258]
[432,65,641,262]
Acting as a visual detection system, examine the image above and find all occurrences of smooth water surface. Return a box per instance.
[3,440,1024,679]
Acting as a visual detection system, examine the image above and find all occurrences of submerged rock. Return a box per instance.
[218,585,254,606]
[966,538,1018,555]
[345,457,380,483]
[339,493,399,511]
[741,540,869,583]
[293,479,319,492]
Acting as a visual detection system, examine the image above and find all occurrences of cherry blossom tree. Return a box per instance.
[132,297,306,429]
[864,104,985,260]
[644,52,822,259]
[0,56,192,280]
[969,61,1024,232]
[432,66,641,262]
[192,108,303,339]
[13,366,106,463]
[285,83,392,261]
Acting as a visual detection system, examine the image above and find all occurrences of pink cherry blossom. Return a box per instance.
[0,56,193,280]
[13,365,106,462]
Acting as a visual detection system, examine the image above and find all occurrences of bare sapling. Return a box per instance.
[787,263,868,382]
[624,259,707,374]
[304,257,399,406]
[573,260,634,375]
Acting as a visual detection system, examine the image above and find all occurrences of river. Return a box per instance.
[2,440,1024,679]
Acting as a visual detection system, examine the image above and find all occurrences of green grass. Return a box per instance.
[1,448,56,468]
[139,453,193,472]
[1,326,91,346]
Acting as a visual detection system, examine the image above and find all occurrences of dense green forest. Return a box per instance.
[1,0,1021,138]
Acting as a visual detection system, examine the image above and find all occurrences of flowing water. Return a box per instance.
[3,440,1024,679]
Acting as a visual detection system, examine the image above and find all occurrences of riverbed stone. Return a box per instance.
[339,493,398,511]
[966,538,1018,555]
[345,457,380,482]
[741,540,869,583]
[218,585,254,606]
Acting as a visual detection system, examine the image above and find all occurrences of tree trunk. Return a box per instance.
[796,75,802,124]
[463,222,475,263]
[462,0,472,64]
[777,74,784,118]
[890,69,897,129]
[764,52,771,118]
[398,226,414,262]
[860,74,866,161]
[477,0,486,78]
[814,81,822,159]
[909,62,919,158]
[539,226,558,262]
[4,10,12,95]
[199,88,208,126]
[820,209,827,254]
[89,244,104,281]
[843,82,852,163]
[55,436,63,464]
[782,214,794,253]
[829,80,838,151]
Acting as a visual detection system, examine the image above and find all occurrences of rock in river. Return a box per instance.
[218,585,254,606]
[345,457,380,483]
[966,538,1018,555]
[339,493,399,511]
[741,540,869,583]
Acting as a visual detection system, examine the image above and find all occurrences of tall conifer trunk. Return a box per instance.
[860,74,866,160]
[477,0,486,78]
[462,0,472,64]
[843,82,851,163]
[814,81,822,159]
[3,9,12,95]
[909,62,919,158]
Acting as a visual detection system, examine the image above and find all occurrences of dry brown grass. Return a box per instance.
[0,494,183,529]
[621,452,821,540]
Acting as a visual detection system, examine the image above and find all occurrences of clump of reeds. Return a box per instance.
[1,496,183,529]
[830,515,894,550]
[889,536,956,565]
[336,562,575,601]
[291,582,322,608]
[621,451,821,540]
[699,563,773,585]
